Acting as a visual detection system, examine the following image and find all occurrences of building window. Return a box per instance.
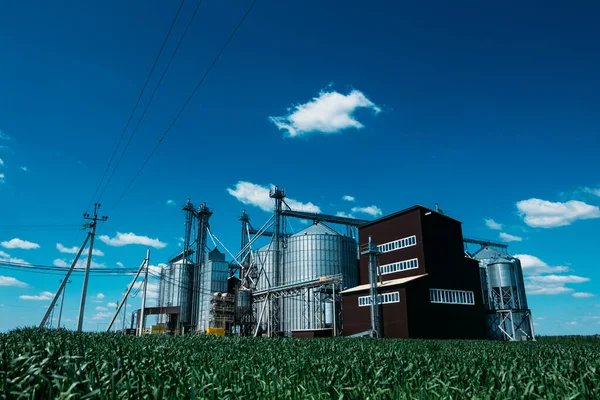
[429,288,475,305]
[379,258,419,275]
[358,291,400,307]
[376,235,417,254]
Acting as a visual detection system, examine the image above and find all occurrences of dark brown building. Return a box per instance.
[341,205,487,339]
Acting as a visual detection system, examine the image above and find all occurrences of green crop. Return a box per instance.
[1,328,599,399]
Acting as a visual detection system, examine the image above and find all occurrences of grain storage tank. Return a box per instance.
[255,243,276,291]
[472,246,534,341]
[281,223,359,335]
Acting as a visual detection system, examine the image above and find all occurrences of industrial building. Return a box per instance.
[141,187,534,341]
[341,205,488,339]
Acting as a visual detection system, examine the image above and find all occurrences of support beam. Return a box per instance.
[281,209,369,226]
[463,237,508,250]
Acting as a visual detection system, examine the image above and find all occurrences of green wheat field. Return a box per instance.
[1,328,599,399]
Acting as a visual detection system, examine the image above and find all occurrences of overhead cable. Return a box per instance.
[97,0,206,202]
[111,0,258,210]
[85,0,187,212]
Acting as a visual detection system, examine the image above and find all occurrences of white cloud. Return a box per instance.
[499,232,523,242]
[53,259,68,268]
[565,321,577,326]
[1,238,40,250]
[148,264,166,276]
[525,284,574,295]
[227,181,321,213]
[116,261,124,268]
[269,89,381,137]
[573,292,595,298]
[0,158,3,166]
[166,199,176,206]
[20,166,29,172]
[0,250,30,265]
[342,195,355,202]
[516,198,600,228]
[95,306,108,311]
[0,173,4,183]
[514,254,569,275]
[484,218,502,230]
[131,281,160,299]
[92,311,113,321]
[96,293,105,300]
[53,258,105,269]
[20,291,54,301]
[351,205,382,217]
[0,130,10,140]
[336,211,355,218]
[529,275,590,284]
[99,232,166,249]
[107,302,118,307]
[56,243,104,256]
[582,187,600,197]
[0,275,28,288]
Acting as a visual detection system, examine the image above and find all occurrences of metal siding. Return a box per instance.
[358,208,425,284]
[342,287,409,338]
[279,231,358,335]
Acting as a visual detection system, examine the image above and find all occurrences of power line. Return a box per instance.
[0,260,138,275]
[85,0,187,212]
[97,0,206,203]
[110,0,258,210]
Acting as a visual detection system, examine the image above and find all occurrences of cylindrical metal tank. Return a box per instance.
[255,244,276,291]
[281,224,358,335]
[487,259,527,310]
[283,224,359,287]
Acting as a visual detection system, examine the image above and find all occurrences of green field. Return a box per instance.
[1,329,599,399]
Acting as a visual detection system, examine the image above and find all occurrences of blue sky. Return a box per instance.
[0,0,599,334]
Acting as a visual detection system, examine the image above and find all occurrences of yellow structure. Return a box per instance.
[150,325,165,335]
[206,327,225,336]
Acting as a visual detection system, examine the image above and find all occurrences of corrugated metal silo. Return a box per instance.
[281,223,358,335]
[473,247,534,341]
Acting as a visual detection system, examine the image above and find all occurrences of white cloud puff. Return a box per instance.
[516,198,600,228]
[269,89,381,137]
[99,233,166,249]
[227,181,320,213]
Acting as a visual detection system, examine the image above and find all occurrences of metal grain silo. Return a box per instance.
[255,244,276,291]
[472,247,534,341]
[280,223,358,335]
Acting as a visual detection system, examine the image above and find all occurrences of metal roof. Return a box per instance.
[472,246,513,263]
[358,205,462,228]
[340,273,428,294]
[291,223,340,237]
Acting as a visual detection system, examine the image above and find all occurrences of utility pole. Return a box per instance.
[57,279,72,329]
[122,297,127,332]
[106,253,147,333]
[40,232,91,329]
[138,249,150,336]
[77,203,108,332]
